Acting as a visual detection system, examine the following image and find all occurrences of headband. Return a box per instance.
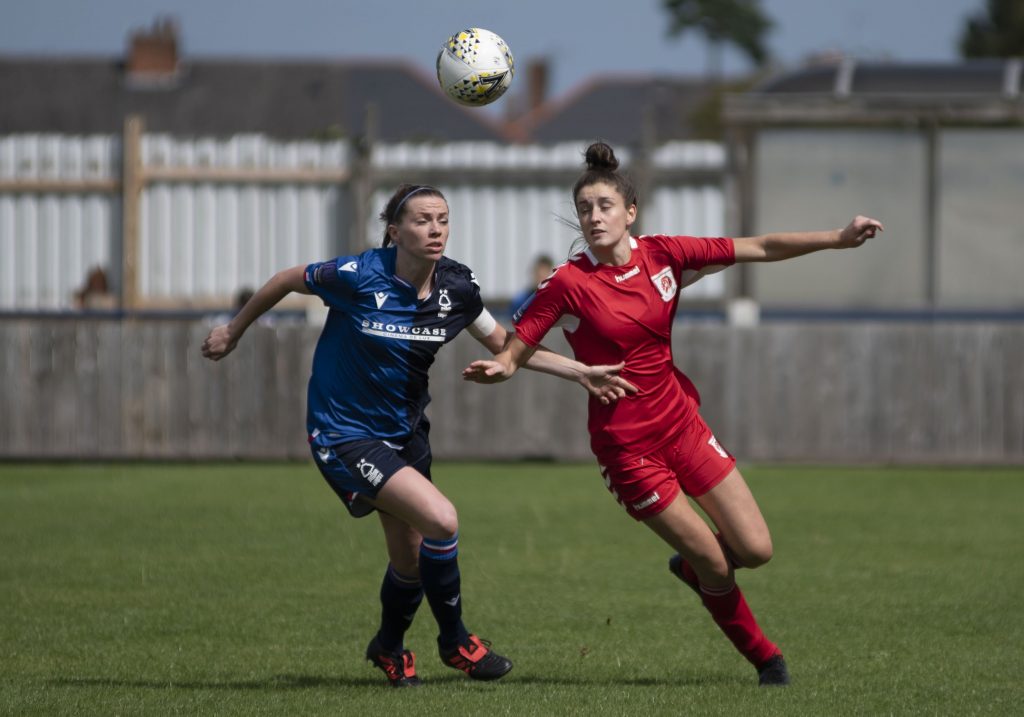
[391,186,437,221]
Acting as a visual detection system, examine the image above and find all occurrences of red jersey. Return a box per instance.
[514,234,735,465]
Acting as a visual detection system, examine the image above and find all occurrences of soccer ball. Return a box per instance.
[436,28,514,107]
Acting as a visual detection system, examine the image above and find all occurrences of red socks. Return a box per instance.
[676,556,779,666]
[697,582,780,667]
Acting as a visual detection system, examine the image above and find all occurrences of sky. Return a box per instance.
[0,0,981,102]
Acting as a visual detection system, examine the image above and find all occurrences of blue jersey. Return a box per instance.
[303,247,485,447]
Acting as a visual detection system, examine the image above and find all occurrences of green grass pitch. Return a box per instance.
[2,462,1022,715]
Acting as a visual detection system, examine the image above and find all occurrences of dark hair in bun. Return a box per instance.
[573,141,637,209]
[584,142,620,171]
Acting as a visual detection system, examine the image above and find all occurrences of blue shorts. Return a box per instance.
[311,423,432,518]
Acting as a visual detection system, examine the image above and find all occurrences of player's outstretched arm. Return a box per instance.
[525,343,637,405]
[733,215,884,263]
[463,332,532,384]
[201,265,310,361]
[466,324,637,404]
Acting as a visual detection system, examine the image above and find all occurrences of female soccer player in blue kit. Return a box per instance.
[201,184,636,688]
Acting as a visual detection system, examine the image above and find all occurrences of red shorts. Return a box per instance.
[598,414,736,521]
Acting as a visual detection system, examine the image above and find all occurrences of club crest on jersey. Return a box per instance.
[651,267,678,302]
[437,288,452,318]
[356,458,384,487]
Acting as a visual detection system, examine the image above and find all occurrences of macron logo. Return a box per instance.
[374,291,388,309]
[340,261,358,272]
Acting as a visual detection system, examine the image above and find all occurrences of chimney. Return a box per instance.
[527,58,549,112]
[127,17,180,78]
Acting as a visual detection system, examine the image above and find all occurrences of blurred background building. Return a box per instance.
[727,59,1024,315]
[2,20,1021,316]
[0,20,735,313]
[1,10,1021,464]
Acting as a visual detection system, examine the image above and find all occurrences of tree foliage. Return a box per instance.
[960,0,1024,58]
[662,0,773,68]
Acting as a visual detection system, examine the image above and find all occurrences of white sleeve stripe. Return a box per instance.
[467,307,497,339]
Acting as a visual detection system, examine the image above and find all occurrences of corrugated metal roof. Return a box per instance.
[851,62,1008,94]
[754,60,1020,97]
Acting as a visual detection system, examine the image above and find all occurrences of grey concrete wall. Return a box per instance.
[2,319,1021,464]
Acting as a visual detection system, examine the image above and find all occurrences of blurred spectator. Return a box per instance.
[74,267,117,310]
[232,287,255,313]
[510,254,554,315]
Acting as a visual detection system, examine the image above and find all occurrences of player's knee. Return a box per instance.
[424,499,459,539]
[735,538,773,569]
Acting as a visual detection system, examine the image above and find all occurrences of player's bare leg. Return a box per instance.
[379,510,422,577]
[370,467,458,541]
[694,468,773,569]
[644,492,733,589]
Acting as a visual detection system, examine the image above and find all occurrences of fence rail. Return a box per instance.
[1,319,1020,464]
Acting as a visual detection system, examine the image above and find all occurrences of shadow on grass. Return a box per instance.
[515,674,741,687]
[50,671,742,691]
[50,675,386,691]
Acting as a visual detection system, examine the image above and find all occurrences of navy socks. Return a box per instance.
[418,534,469,650]
[376,564,424,652]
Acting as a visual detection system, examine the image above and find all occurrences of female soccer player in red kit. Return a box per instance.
[463,142,883,686]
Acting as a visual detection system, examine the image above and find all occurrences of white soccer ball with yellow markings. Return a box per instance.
[436,28,514,107]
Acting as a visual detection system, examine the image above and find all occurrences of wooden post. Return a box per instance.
[121,115,144,310]
[631,103,657,237]
[724,126,743,298]
[734,127,757,300]
[924,119,940,308]
[349,103,378,255]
